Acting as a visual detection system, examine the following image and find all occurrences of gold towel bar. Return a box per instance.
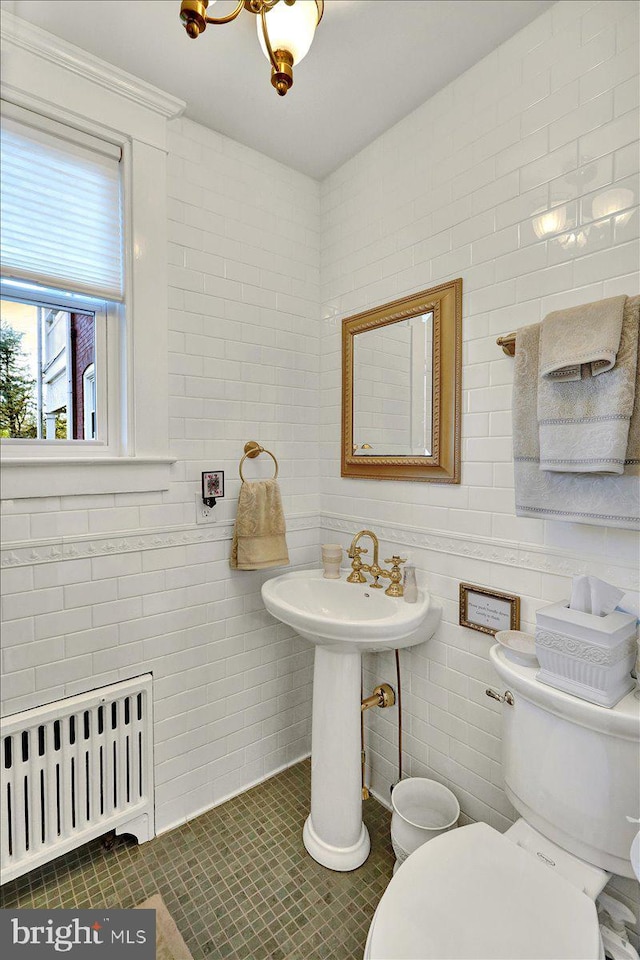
[497,333,516,357]
[239,441,279,482]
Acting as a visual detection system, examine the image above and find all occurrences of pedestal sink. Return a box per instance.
[262,570,442,871]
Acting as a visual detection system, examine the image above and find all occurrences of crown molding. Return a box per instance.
[0,513,319,568]
[1,11,185,121]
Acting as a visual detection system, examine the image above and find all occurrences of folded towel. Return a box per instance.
[539,295,627,381]
[513,298,640,530]
[537,296,638,474]
[230,479,289,571]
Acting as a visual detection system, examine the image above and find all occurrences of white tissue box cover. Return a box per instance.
[535,601,637,708]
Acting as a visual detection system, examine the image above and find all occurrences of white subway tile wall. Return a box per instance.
[1,119,322,834]
[319,0,638,920]
[0,0,638,919]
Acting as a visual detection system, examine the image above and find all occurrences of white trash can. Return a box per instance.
[391,777,460,871]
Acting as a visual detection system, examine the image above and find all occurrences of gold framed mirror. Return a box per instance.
[342,278,462,482]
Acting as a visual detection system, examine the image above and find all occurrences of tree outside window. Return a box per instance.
[0,317,37,438]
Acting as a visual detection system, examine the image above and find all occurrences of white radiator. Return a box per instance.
[1,675,154,885]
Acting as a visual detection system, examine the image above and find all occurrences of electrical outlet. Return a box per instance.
[195,493,217,524]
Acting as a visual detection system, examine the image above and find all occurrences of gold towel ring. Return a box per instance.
[239,441,279,482]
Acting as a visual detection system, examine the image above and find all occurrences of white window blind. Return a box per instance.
[0,104,123,301]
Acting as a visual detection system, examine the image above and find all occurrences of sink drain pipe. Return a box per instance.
[393,648,403,794]
[359,650,404,800]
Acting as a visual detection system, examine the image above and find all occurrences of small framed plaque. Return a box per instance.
[459,582,520,636]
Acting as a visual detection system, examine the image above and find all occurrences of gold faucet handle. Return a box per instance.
[347,544,370,583]
[383,556,407,597]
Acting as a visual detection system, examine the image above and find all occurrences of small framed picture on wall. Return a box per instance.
[459,582,520,636]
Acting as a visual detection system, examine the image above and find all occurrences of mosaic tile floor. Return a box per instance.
[1,760,394,960]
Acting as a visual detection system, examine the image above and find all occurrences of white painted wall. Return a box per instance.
[1,116,321,834]
[319,0,639,920]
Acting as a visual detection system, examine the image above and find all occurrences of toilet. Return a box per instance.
[364,644,640,960]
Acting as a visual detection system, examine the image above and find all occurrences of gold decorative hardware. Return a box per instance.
[179,0,213,37]
[342,279,462,483]
[361,683,395,712]
[382,556,407,597]
[346,531,409,594]
[347,530,381,586]
[497,333,516,357]
[346,546,369,583]
[179,0,324,96]
[238,440,279,481]
[485,688,514,705]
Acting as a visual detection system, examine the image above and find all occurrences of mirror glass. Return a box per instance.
[352,311,433,456]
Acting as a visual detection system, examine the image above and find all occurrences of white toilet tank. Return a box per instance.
[490,645,639,878]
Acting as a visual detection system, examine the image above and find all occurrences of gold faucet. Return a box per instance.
[347,529,380,585]
[347,530,407,596]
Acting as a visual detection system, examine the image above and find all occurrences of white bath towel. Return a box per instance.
[513,302,640,530]
[537,296,638,474]
[539,295,627,381]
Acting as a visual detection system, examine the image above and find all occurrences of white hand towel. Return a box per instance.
[569,575,624,617]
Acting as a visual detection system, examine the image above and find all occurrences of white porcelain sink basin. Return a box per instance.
[262,567,442,872]
[262,570,441,653]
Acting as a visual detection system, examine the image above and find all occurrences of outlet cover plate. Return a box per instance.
[195,492,217,524]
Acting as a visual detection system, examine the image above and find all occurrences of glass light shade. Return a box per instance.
[258,1,319,65]
[532,206,567,239]
[591,188,635,220]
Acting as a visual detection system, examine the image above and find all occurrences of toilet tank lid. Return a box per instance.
[367,823,601,960]
[490,644,639,740]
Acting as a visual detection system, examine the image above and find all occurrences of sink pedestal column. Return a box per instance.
[303,646,370,871]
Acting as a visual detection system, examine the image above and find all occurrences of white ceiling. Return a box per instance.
[2,0,555,179]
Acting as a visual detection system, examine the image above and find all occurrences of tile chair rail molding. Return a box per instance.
[0,11,184,498]
[1,512,637,596]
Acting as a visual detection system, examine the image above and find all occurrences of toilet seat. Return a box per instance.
[365,822,603,960]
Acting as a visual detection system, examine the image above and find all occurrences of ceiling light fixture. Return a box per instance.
[179,0,324,96]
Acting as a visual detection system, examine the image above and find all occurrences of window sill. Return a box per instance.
[0,457,175,499]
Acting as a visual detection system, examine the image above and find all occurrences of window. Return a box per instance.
[0,104,123,300]
[1,10,179,499]
[0,105,122,455]
[83,364,97,441]
[0,286,109,443]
